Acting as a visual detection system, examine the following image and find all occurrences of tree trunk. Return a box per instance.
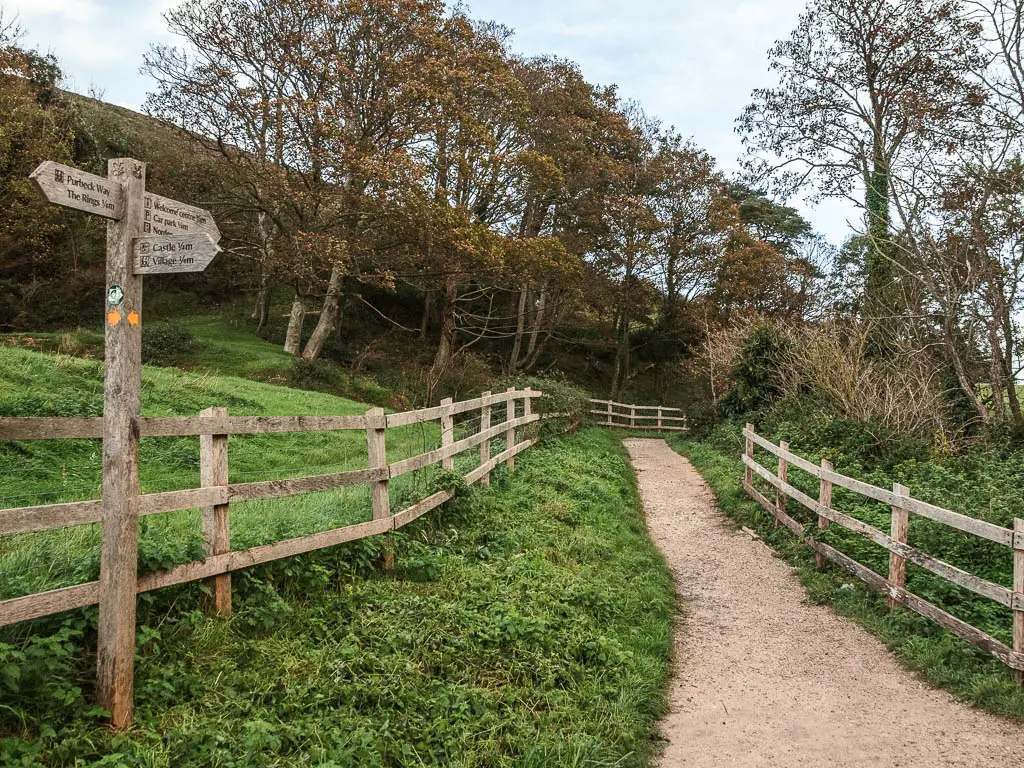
[252,209,276,333]
[526,284,547,361]
[987,319,1006,422]
[252,275,271,334]
[420,289,433,341]
[303,266,343,360]
[864,134,895,355]
[427,277,459,402]
[611,309,629,401]
[993,275,1023,426]
[509,283,529,373]
[283,291,306,356]
[944,318,989,425]
[521,292,563,373]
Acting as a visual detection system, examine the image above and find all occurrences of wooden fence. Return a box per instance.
[0,388,543,714]
[741,424,1024,680]
[590,399,686,431]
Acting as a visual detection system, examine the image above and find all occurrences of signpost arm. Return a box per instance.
[96,158,145,729]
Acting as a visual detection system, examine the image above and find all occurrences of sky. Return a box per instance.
[1,0,858,246]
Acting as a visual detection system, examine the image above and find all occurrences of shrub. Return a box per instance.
[718,321,791,417]
[495,373,591,436]
[779,322,947,438]
[289,357,339,390]
[142,323,196,366]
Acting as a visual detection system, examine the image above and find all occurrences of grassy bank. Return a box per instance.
[0,346,454,601]
[667,426,1024,721]
[1,419,674,766]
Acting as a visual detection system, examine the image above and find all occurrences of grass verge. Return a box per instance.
[1,427,674,767]
[666,433,1024,722]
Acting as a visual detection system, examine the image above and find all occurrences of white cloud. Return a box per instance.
[0,0,178,108]
[7,0,102,23]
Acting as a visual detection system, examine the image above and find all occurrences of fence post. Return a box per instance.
[440,397,454,472]
[1013,518,1023,683]
[657,406,662,431]
[479,391,491,487]
[606,400,612,426]
[744,424,754,488]
[774,441,789,528]
[630,404,636,428]
[200,406,230,614]
[888,483,910,612]
[505,387,516,470]
[816,458,833,570]
[366,407,392,570]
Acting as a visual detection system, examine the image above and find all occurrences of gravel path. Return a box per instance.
[624,438,1024,768]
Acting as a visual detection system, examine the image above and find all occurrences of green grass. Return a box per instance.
[1,427,675,767]
[2,311,397,405]
[666,430,1024,722]
[176,315,299,380]
[0,346,460,601]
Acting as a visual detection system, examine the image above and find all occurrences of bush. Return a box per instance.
[142,323,196,366]
[718,321,791,417]
[495,373,591,436]
[683,398,719,441]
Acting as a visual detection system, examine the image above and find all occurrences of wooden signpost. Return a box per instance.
[29,158,220,728]
[144,192,221,242]
[133,233,221,274]
[30,161,125,219]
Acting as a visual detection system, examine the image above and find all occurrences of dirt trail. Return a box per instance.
[624,438,1023,768]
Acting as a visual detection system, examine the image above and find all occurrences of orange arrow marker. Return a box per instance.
[107,310,121,326]
[127,310,140,327]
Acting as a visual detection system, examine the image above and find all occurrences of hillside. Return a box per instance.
[0,344,676,766]
[0,344,436,601]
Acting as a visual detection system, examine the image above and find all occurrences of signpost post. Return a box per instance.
[29,158,220,728]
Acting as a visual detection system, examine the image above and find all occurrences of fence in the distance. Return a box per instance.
[590,399,686,431]
[741,424,1024,680]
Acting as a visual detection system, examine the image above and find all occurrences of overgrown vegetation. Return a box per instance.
[0,426,674,767]
[0,343,552,603]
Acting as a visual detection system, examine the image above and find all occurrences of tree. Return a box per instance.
[504,56,623,374]
[739,0,982,329]
[144,0,445,358]
[587,105,664,400]
[0,16,112,327]
[411,16,535,399]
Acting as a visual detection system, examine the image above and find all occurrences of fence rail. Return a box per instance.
[589,399,686,431]
[0,388,542,632]
[741,424,1024,678]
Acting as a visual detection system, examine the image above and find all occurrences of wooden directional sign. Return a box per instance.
[143,193,221,243]
[28,154,224,728]
[133,233,221,274]
[29,161,125,219]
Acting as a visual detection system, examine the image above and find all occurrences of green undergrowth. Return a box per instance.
[1,427,674,767]
[667,425,1024,722]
